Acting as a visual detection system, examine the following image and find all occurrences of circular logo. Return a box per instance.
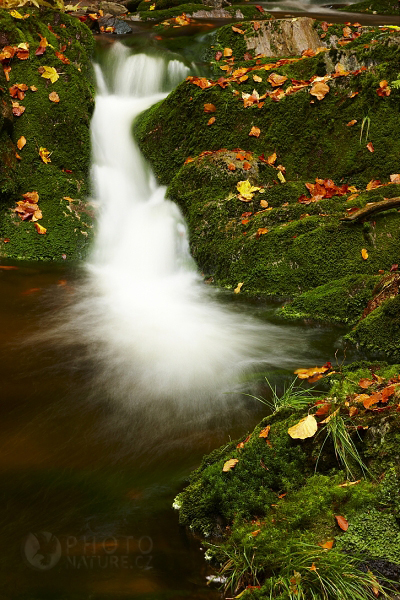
[22,532,62,571]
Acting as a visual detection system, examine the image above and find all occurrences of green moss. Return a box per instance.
[0,8,95,261]
[340,0,400,15]
[138,3,206,20]
[279,275,381,325]
[345,295,400,359]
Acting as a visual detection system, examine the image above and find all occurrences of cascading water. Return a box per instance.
[39,42,320,423]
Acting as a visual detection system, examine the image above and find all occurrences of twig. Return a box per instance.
[340,196,400,222]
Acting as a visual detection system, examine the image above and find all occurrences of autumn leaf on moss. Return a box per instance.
[335,515,349,531]
[234,282,243,294]
[204,103,216,113]
[310,81,330,100]
[49,91,60,103]
[249,126,260,137]
[366,142,374,153]
[288,415,318,439]
[16,43,29,60]
[346,120,357,126]
[34,222,47,234]
[319,540,334,549]
[267,73,287,87]
[236,180,261,201]
[222,458,239,472]
[39,147,51,164]
[207,117,215,126]
[361,248,368,260]
[10,10,24,18]
[35,35,48,57]
[294,363,331,379]
[232,26,245,34]
[223,47,232,57]
[12,101,25,117]
[40,66,59,84]
[17,136,26,150]
[55,51,70,65]
[259,425,270,438]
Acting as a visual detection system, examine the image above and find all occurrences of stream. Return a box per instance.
[0,6,380,599]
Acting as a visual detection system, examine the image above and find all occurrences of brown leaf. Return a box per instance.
[251,529,261,536]
[366,142,374,153]
[35,34,48,56]
[266,152,276,165]
[363,393,382,409]
[382,385,396,402]
[49,91,60,103]
[222,458,239,472]
[314,403,331,416]
[338,480,361,487]
[294,363,331,379]
[12,101,25,117]
[204,103,216,113]
[349,406,358,417]
[335,515,349,531]
[343,26,352,38]
[249,126,260,137]
[366,180,381,191]
[215,51,222,61]
[346,119,357,126]
[228,163,236,171]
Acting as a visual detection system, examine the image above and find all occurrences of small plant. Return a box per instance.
[245,377,317,413]
[391,74,400,89]
[359,116,371,145]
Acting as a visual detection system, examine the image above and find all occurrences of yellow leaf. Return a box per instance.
[259,425,270,438]
[34,222,47,234]
[223,47,232,57]
[253,74,262,82]
[277,171,286,183]
[222,458,239,472]
[249,126,261,137]
[234,282,243,294]
[39,147,51,164]
[149,3,155,8]
[10,10,24,18]
[41,66,59,84]
[361,248,368,260]
[288,415,318,440]
[310,81,330,100]
[236,180,261,201]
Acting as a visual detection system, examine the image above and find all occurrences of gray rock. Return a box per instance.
[190,7,243,17]
[98,15,132,33]
[245,17,326,57]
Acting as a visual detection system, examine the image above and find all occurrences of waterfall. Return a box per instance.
[38,43,316,419]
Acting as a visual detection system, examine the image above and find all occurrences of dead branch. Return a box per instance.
[340,196,400,222]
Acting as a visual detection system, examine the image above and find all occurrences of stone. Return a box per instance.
[99,1,128,15]
[245,17,326,57]
[98,15,132,33]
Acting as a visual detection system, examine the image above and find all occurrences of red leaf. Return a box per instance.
[335,515,349,531]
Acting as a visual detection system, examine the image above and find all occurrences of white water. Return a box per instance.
[37,43,325,418]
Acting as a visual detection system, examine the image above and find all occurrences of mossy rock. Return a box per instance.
[346,294,400,359]
[279,274,381,325]
[0,8,95,261]
[341,0,400,15]
[176,364,400,596]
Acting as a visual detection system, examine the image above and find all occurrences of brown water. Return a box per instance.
[0,263,347,599]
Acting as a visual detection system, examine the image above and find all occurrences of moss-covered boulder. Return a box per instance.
[0,8,95,261]
[175,363,400,598]
[341,0,400,15]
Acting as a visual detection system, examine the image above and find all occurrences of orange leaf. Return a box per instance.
[207,117,216,126]
[232,26,245,34]
[222,458,239,472]
[363,393,382,409]
[3,66,11,81]
[243,161,251,170]
[49,91,60,103]
[315,403,331,416]
[349,406,358,417]
[251,529,261,537]
[319,540,334,549]
[267,152,276,165]
[249,126,260,137]
[30,85,38,92]
[382,385,396,402]
[335,515,349,531]
[204,103,216,113]
[358,378,373,389]
[256,227,268,236]
[361,248,368,260]
[366,142,374,153]
[259,425,270,438]
[34,222,47,234]
[260,199,268,208]
[55,50,70,65]
[346,119,357,126]
[223,47,232,57]
[17,136,26,150]
[228,163,236,171]
[343,26,352,37]
[310,81,330,100]
[267,73,287,87]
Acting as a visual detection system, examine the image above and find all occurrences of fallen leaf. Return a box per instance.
[223,47,233,57]
[49,91,60,103]
[347,119,357,126]
[215,51,222,61]
[228,163,236,171]
[251,529,261,537]
[35,34,48,56]
[310,82,330,100]
[294,363,331,379]
[30,85,38,92]
[390,264,398,272]
[34,222,47,234]
[184,157,194,164]
[253,74,262,83]
[232,26,245,34]
[288,414,318,440]
[266,152,276,165]
[3,66,11,81]
[361,248,368,260]
[234,282,244,294]
[259,425,271,438]
[366,180,381,191]
[237,434,251,449]
[260,199,268,208]
[17,136,26,150]
[315,403,331,416]
[39,147,51,164]
[390,174,400,184]
[249,126,260,137]
[40,66,59,84]
[12,101,25,116]
[223,458,239,472]
[335,515,349,531]
[320,408,340,424]
[338,480,361,487]
[267,73,287,87]
[382,385,396,402]
[358,378,373,388]
[319,540,334,549]
[207,117,216,126]
[277,171,286,184]
[10,9,24,18]
[363,393,382,409]
[236,180,261,201]
[366,142,374,153]
[204,103,216,113]
[349,406,358,417]
[343,26,352,37]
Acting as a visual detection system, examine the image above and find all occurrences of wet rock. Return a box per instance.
[245,17,325,57]
[99,1,128,15]
[201,0,231,9]
[190,7,243,17]
[99,15,133,33]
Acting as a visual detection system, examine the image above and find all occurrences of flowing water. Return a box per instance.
[0,29,364,600]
